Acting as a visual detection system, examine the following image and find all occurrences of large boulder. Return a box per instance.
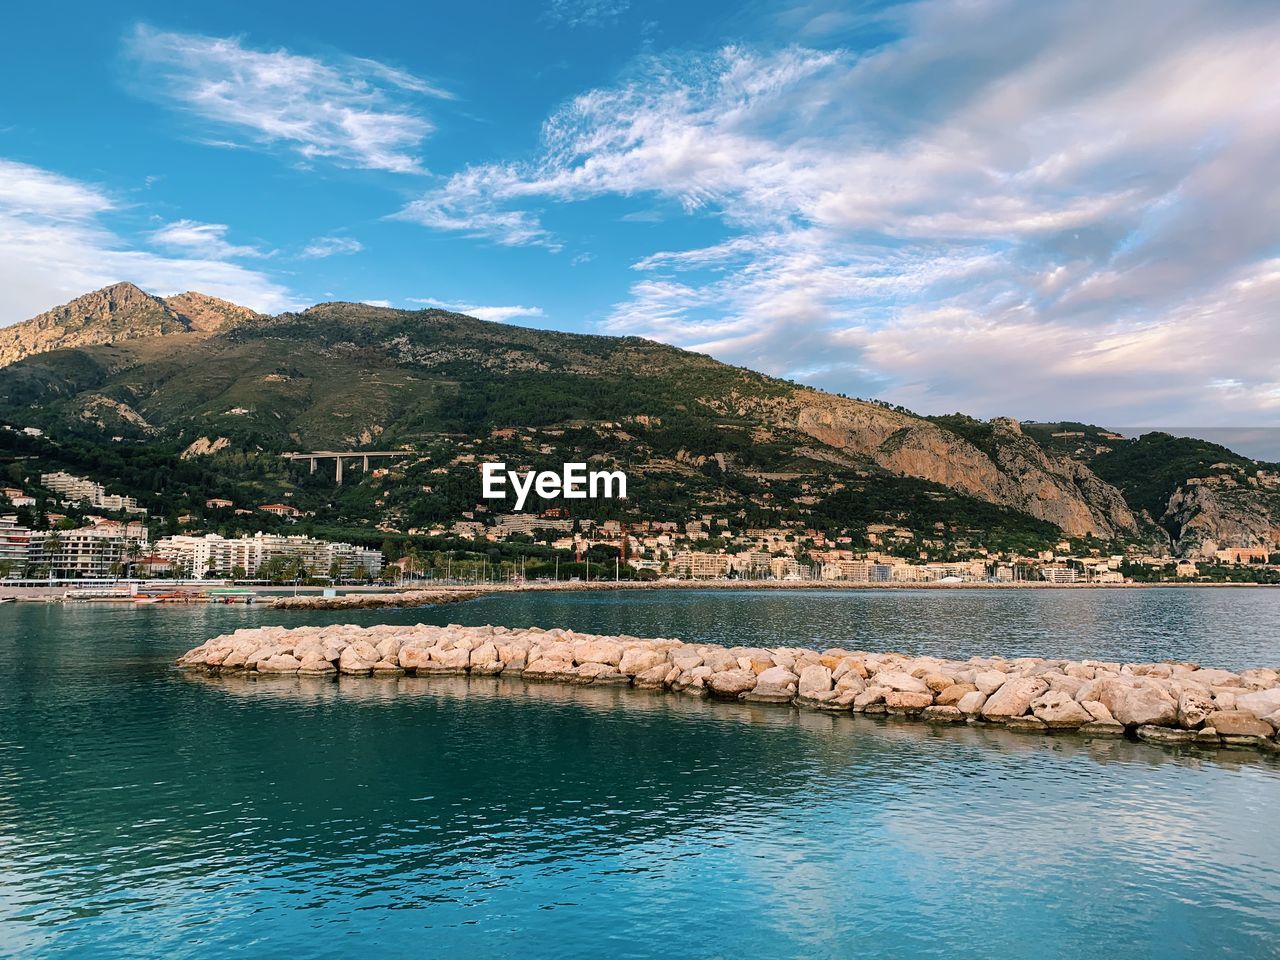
[981,677,1050,721]
[576,641,623,666]
[1207,710,1274,738]
[523,658,577,681]
[707,669,758,698]
[256,653,302,673]
[872,671,930,694]
[885,691,933,712]
[1098,682,1178,728]
[937,683,977,706]
[974,670,1009,695]
[754,665,799,694]
[798,665,833,696]
[956,690,987,715]
[1031,690,1093,729]
[620,648,667,676]
[1235,688,1280,720]
[339,640,379,675]
[1177,689,1216,729]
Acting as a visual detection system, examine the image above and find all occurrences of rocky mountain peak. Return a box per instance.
[0,283,260,368]
[163,291,263,333]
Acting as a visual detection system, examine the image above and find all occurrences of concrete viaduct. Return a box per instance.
[281,450,409,484]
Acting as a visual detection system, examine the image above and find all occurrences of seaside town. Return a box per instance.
[0,461,1274,588]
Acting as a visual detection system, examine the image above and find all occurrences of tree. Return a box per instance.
[42,533,63,578]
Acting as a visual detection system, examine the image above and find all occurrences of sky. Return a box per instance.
[2,0,1279,433]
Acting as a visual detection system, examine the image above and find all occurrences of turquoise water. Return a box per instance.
[1,590,1279,958]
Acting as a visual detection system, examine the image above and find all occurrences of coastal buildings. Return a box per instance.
[0,516,32,572]
[40,471,147,515]
[29,521,149,578]
[153,532,383,579]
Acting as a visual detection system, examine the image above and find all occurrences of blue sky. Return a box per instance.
[3,0,1279,429]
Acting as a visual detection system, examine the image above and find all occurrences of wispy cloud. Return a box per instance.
[407,297,546,323]
[546,0,630,28]
[126,25,450,174]
[150,219,270,259]
[0,159,297,324]
[398,0,1280,424]
[0,160,115,220]
[300,235,364,258]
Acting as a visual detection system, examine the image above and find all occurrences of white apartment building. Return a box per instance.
[33,522,149,578]
[0,515,33,572]
[41,472,146,515]
[153,533,383,579]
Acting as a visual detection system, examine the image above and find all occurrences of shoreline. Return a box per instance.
[4,577,1274,606]
[177,623,1280,756]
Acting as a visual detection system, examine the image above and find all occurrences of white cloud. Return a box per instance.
[407,298,546,323]
[398,0,1280,424]
[127,25,449,174]
[151,219,269,259]
[300,235,364,258]
[0,159,297,324]
[0,160,115,220]
[546,0,630,28]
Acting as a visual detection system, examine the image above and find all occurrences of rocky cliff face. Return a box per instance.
[0,283,259,367]
[0,282,186,367]
[1161,480,1280,556]
[163,292,262,333]
[778,393,1139,539]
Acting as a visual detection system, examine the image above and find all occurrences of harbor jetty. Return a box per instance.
[176,624,1280,754]
[268,589,483,610]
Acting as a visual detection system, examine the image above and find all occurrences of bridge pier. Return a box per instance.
[336,457,344,484]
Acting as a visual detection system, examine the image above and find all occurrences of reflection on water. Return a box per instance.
[1,595,1279,959]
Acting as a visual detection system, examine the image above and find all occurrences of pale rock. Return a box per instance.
[1031,690,1093,729]
[576,641,623,666]
[523,658,577,681]
[1081,721,1126,737]
[1094,679,1178,727]
[974,670,1008,695]
[634,664,670,689]
[835,672,867,694]
[620,649,667,676]
[956,690,987,715]
[798,665,834,696]
[885,691,933,712]
[707,669,758,698]
[922,673,955,694]
[923,705,964,723]
[1177,689,1216,729]
[852,686,890,709]
[257,653,302,673]
[1235,688,1280,720]
[872,671,930,694]
[1207,710,1274,738]
[1006,715,1048,733]
[1137,725,1196,745]
[751,665,800,700]
[936,683,977,706]
[1080,700,1116,724]
[982,677,1050,721]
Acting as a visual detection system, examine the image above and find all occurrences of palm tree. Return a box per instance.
[43,532,63,580]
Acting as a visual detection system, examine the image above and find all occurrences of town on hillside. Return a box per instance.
[1,432,1276,585]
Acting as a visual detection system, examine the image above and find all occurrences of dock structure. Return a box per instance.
[281,450,409,483]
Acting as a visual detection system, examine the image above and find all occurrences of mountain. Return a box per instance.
[0,284,1274,555]
[0,282,261,367]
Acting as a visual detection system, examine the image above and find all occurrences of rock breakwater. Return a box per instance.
[177,624,1280,754]
[269,590,482,610]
